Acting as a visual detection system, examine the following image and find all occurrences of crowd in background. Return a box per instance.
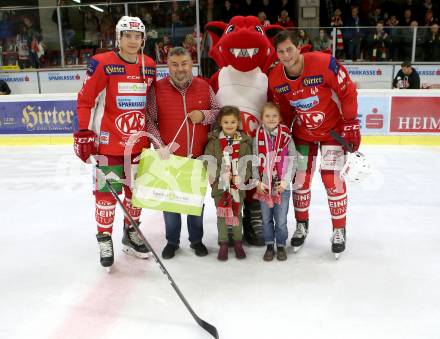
[0,0,439,69]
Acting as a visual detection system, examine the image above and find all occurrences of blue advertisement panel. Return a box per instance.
[357,95,390,135]
[0,100,76,134]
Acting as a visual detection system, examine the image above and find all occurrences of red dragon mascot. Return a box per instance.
[205,16,284,246]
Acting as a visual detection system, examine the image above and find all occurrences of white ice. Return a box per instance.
[0,145,439,339]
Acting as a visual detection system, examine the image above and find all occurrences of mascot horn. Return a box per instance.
[205,16,284,246]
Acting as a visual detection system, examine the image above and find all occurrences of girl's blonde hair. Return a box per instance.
[261,102,281,116]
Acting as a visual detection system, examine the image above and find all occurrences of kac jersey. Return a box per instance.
[77,51,156,155]
[269,52,358,142]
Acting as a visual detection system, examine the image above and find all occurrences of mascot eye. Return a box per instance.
[226,25,234,33]
[255,26,264,34]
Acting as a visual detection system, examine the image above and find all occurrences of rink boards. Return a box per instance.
[0,90,440,146]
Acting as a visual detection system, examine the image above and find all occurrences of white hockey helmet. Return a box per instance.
[340,151,373,182]
[115,16,146,47]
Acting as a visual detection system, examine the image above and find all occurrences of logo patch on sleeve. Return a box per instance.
[274,83,291,94]
[104,64,126,75]
[328,56,340,75]
[87,58,99,76]
[302,75,324,87]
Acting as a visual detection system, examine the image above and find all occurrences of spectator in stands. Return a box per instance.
[84,11,100,49]
[258,11,270,26]
[421,0,438,21]
[0,12,14,48]
[16,26,32,69]
[259,0,277,24]
[239,0,258,16]
[368,7,383,25]
[423,10,437,27]
[144,12,159,58]
[0,79,11,95]
[393,60,420,89]
[400,8,413,26]
[279,0,295,17]
[386,14,401,60]
[331,8,345,59]
[343,5,363,61]
[52,0,75,48]
[100,13,115,48]
[400,20,426,60]
[297,29,312,47]
[277,10,295,28]
[217,1,235,22]
[313,29,332,52]
[170,12,185,46]
[424,23,440,61]
[183,33,197,62]
[156,35,173,64]
[365,20,390,61]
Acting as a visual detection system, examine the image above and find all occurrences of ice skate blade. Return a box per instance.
[106,266,112,273]
[122,245,150,259]
[334,253,341,260]
[293,245,303,253]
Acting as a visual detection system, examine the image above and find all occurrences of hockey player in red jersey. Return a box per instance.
[74,16,157,270]
[269,30,361,259]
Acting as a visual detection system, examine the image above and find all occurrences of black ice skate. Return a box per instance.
[331,227,346,260]
[122,224,150,259]
[96,232,114,272]
[290,220,309,253]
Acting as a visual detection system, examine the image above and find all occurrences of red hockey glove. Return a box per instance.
[341,119,361,152]
[73,129,97,163]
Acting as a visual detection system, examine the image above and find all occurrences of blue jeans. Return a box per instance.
[260,189,290,247]
[163,205,204,246]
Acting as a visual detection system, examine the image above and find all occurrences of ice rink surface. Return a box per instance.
[1,145,439,339]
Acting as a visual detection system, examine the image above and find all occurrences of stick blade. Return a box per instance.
[197,318,219,338]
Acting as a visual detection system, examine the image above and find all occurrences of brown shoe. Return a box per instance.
[217,241,228,261]
[276,246,287,261]
[234,240,246,259]
[263,245,274,261]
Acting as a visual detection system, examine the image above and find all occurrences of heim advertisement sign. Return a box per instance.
[390,96,440,133]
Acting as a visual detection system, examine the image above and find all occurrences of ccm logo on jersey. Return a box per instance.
[104,64,126,75]
[118,82,147,93]
[116,96,146,109]
[274,83,291,94]
[290,95,320,111]
[302,75,323,87]
[115,111,146,135]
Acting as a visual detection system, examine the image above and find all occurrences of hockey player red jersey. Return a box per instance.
[269,52,357,141]
[77,51,156,156]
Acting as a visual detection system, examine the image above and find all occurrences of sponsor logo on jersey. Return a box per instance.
[115,110,146,135]
[87,58,99,76]
[274,83,291,94]
[297,110,325,129]
[99,131,110,144]
[116,96,146,109]
[290,95,320,111]
[328,56,340,75]
[302,75,323,87]
[118,82,147,94]
[140,66,156,77]
[104,64,126,75]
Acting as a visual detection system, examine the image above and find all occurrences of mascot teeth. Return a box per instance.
[229,48,259,58]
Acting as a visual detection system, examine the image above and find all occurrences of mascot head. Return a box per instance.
[205,16,284,73]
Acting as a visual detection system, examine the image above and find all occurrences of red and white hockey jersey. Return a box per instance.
[77,51,156,155]
[269,52,358,142]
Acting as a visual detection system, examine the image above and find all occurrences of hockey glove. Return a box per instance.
[341,119,361,152]
[73,129,97,163]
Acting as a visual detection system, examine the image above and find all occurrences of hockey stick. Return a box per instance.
[101,173,219,339]
[329,130,354,153]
